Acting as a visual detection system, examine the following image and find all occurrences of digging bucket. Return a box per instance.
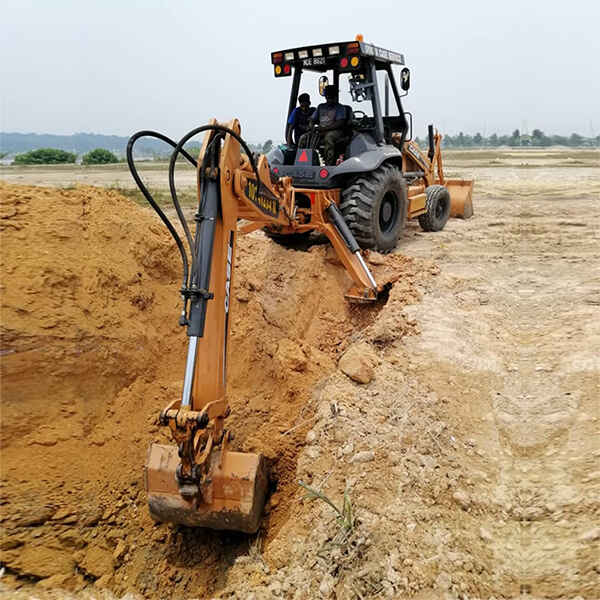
[445,179,474,219]
[144,443,268,533]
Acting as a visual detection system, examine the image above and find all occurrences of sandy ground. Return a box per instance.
[1,148,599,599]
[397,189,600,597]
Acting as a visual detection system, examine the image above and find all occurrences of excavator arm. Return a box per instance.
[135,120,381,533]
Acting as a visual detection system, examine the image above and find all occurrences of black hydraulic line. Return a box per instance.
[326,202,360,253]
[165,124,266,332]
[190,131,225,288]
[126,130,198,288]
[326,202,377,291]
[128,124,265,328]
[186,165,220,338]
[428,124,435,162]
[167,123,264,259]
[168,124,262,211]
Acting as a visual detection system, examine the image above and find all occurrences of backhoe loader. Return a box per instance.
[126,36,473,534]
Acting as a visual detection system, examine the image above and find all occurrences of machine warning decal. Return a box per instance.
[245,179,279,217]
[406,144,426,168]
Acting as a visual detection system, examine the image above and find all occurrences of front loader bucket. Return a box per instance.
[446,179,474,219]
[144,444,268,533]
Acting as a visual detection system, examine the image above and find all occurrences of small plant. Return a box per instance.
[247,534,268,571]
[298,480,355,543]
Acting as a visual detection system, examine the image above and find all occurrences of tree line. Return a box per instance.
[415,129,600,148]
[11,148,120,165]
[4,130,597,165]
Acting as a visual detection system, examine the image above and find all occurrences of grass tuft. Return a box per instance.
[299,480,355,544]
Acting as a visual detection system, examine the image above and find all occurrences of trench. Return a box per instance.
[1,183,409,599]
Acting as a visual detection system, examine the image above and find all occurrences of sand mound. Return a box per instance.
[1,184,179,446]
[1,184,428,598]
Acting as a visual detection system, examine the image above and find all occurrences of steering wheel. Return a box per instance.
[352,110,368,127]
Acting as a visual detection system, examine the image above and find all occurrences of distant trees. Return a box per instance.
[440,129,597,148]
[14,148,76,164]
[82,148,119,165]
[569,133,583,146]
[262,139,273,153]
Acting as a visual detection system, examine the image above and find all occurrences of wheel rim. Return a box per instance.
[435,196,448,220]
[379,191,398,234]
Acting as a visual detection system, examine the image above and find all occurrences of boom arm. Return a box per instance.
[138,119,380,533]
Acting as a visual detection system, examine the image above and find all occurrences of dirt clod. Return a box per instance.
[338,341,377,384]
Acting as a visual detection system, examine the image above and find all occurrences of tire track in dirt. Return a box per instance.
[399,188,599,597]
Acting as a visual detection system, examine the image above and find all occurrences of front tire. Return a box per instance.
[418,185,451,232]
[340,163,407,252]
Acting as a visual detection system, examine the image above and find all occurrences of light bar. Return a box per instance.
[298,49,308,59]
[328,45,340,55]
[312,48,323,57]
[284,51,294,61]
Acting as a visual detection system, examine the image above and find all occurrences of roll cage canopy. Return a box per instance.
[271,41,405,76]
[272,39,409,146]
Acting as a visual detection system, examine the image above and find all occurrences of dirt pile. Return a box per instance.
[0,183,430,599]
[1,183,180,448]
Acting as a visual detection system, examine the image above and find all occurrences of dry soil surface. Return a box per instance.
[1,149,599,600]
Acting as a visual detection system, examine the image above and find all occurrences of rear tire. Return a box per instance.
[340,163,407,252]
[418,185,451,232]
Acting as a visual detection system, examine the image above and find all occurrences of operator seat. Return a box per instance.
[297,106,354,165]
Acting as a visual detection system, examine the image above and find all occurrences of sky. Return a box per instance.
[1,0,599,143]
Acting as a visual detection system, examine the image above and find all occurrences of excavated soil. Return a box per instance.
[0,183,429,598]
[1,148,599,600]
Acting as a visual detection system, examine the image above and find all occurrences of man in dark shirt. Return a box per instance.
[286,93,315,147]
[310,85,349,164]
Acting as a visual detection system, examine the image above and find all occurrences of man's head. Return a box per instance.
[324,85,338,104]
[298,93,311,111]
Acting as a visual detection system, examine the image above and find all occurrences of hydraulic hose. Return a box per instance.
[126,130,198,288]
[129,124,266,297]
[167,123,265,282]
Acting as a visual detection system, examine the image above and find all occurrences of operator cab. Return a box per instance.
[268,36,411,188]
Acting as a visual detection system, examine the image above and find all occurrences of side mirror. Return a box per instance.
[400,68,410,91]
[319,75,329,96]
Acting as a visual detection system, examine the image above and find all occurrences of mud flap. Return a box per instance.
[446,179,474,219]
[144,443,268,533]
